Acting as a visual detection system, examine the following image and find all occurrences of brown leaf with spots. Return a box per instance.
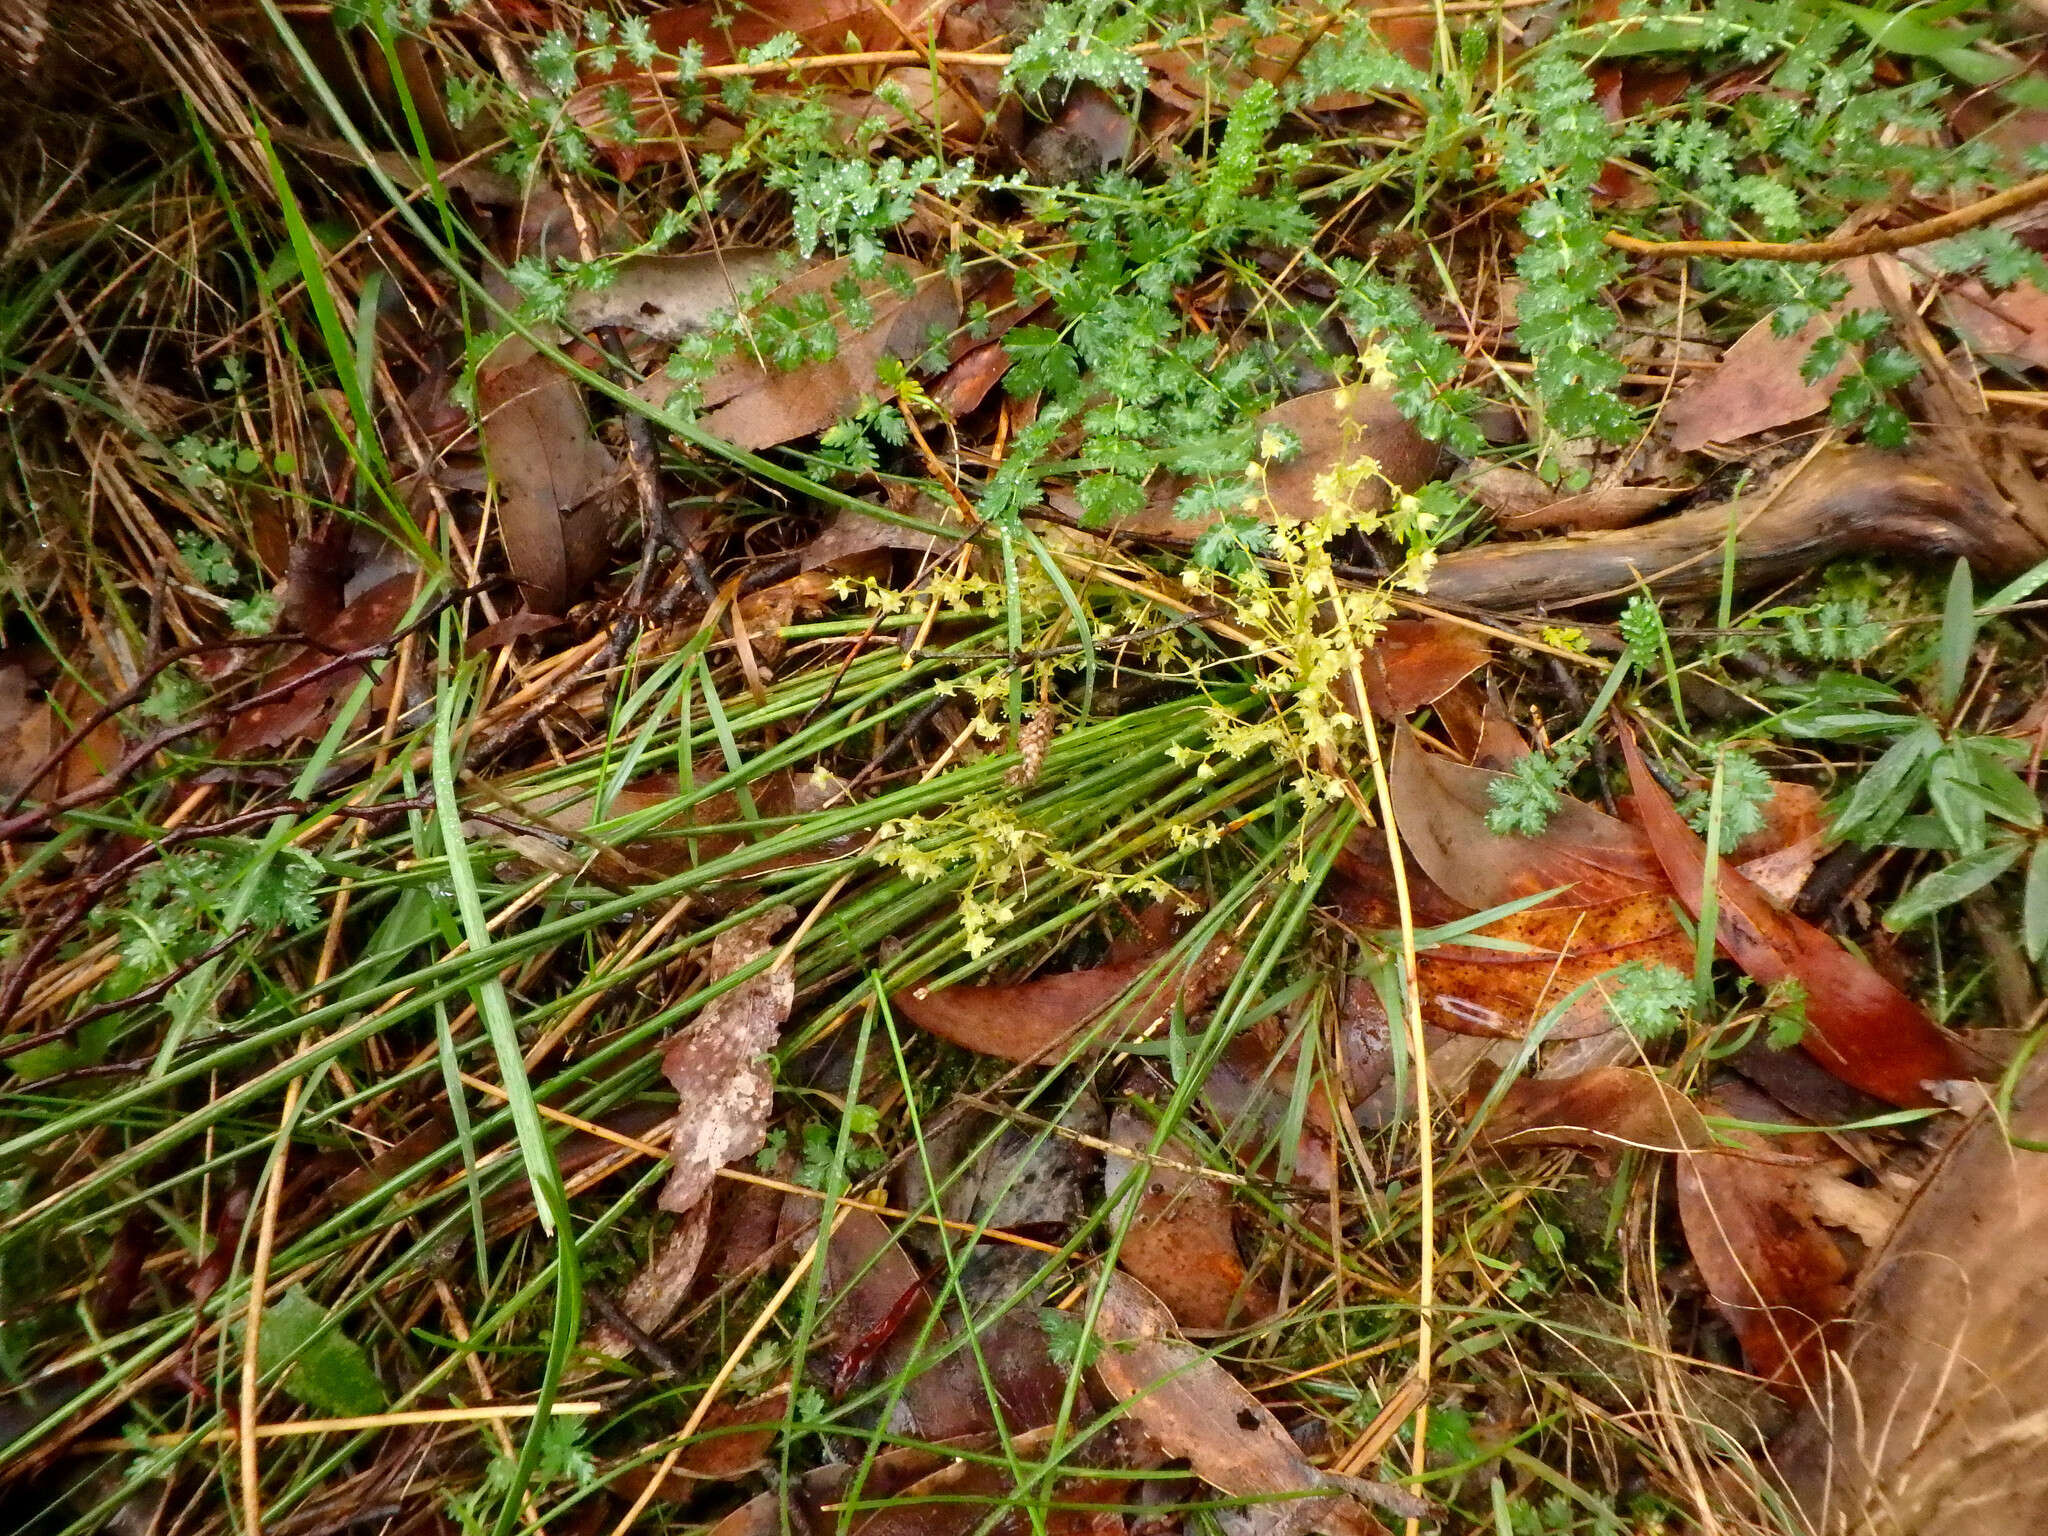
[1619,724,1964,1108]
[1088,1274,1412,1535]
[1104,1106,1272,1330]
[1390,730,1668,912]
[658,907,796,1215]
[1419,892,1694,1040]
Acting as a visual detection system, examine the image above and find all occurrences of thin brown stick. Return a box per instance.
[1606,168,2048,263]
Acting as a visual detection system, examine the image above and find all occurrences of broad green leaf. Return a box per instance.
[256,1286,386,1418]
[1883,840,2024,930]
[2026,844,2048,962]
[1832,722,1942,845]
[1954,741,2044,830]
[1928,749,1989,856]
[1937,557,1975,714]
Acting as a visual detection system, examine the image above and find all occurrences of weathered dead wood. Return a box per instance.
[1427,447,2047,610]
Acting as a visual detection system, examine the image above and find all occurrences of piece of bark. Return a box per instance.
[1426,447,2046,610]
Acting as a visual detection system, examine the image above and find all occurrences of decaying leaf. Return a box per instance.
[659,906,796,1214]
[563,248,788,340]
[1466,465,1685,533]
[1663,257,1896,453]
[1390,731,1667,911]
[894,923,1232,1064]
[1204,1021,1341,1191]
[476,342,616,614]
[1775,1053,2048,1533]
[1676,1111,1849,1397]
[849,1421,1134,1536]
[1087,1273,1414,1535]
[1104,1106,1271,1330]
[1619,725,1965,1108]
[220,573,418,755]
[690,257,960,450]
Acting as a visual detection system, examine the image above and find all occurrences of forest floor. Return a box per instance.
[5,1,2048,1534]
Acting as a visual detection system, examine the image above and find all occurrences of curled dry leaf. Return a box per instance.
[476,341,615,614]
[1104,1106,1271,1330]
[220,573,418,755]
[613,1387,789,1498]
[1774,1052,2048,1533]
[894,920,1233,1064]
[1662,257,1896,454]
[1087,1273,1405,1536]
[1618,724,1964,1108]
[850,1421,1134,1536]
[1676,1110,1849,1398]
[1389,730,1667,911]
[658,906,796,1215]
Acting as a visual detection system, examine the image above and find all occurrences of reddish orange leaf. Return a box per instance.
[1420,892,1693,1040]
[1105,1107,1272,1330]
[1360,618,1490,718]
[893,929,1233,1063]
[1617,724,1963,1108]
[1676,1110,1849,1398]
[220,575,417,755]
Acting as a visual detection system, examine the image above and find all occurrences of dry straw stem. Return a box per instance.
[1606,168,2048,262]
[71,1402,603,1453]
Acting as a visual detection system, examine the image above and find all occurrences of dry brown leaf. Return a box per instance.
[220,573,418,755]
[1389,730,1668,912]
[1088,1273,1407,1535]
[1466,464,1686,533]
[0,663,121,803]
[588,1212,711,1360]
[1359,618,1489,718]
[476,343,615,614]
[563,249,787,340]
[1619,725,1965,1109]
[893,924,1233,1063]
[1663,257,1896,453]
[694,257,960,450]
[658,907,795,1215]
[1204,1021,1341,1191]
[1940,276,2048,371]
[1104,1106,1271,1330]
[1775,1054,2048,1532]
[1676,1114,1849,1398]
[1474,1066,1722,1156]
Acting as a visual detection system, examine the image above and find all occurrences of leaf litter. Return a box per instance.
[11,4,2048,1535]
